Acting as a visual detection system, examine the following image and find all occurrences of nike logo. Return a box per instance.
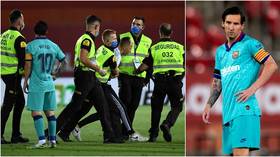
[240,138,247,143]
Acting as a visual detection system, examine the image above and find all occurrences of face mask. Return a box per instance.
[94,31,99,37]
[20,22,25,31]
[131,25,141,35]
[111,40,118,48]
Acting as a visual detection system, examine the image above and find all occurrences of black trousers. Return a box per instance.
[149,74,184,137]
[54,68,114,139]
[61,83,133,138]
[1,73,25,138]
[118,73,144,126]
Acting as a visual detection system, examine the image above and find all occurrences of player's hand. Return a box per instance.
[23,81,29,94]
[202,104,212,124]
[51,72,57,81]
[98,69,107,76]
[235,87,256,103]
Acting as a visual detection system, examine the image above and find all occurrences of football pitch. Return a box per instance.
[1,105,185,156]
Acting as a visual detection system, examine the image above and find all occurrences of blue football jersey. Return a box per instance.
[26,37,65,92]
[214,33,270,124]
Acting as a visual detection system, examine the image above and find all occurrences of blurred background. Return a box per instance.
[1,1,185,106]
[186,1,280,156]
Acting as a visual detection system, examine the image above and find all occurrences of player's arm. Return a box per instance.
[51,59,67,80]
[207,78,222,106]
[236,55,278,102]
[202,49,222,124]
[202,77,222,124]
[23,53,32,93]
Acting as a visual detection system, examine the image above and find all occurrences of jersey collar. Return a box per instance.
[35,36,47,39]
[224,32,245,51]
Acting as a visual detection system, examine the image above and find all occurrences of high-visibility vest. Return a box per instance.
[95,45,114,83]
[74,34,95,71]
[0,29,25,75]
[119,32,152,78]
[151,41,185,75]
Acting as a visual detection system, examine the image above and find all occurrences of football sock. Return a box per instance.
[33,115,45,141]
[47,115,57,141]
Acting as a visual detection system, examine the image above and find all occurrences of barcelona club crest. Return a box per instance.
[232,51,239,59]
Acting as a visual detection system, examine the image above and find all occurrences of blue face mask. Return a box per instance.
[131,25,141,35]
[94,31,99,37]
[111,40,118,48]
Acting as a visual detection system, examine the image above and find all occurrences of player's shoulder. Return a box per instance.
[46,39,59,47]
[242,34,262,45]
[216,44,225,55]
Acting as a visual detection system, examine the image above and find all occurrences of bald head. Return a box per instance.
[159,23,172,37]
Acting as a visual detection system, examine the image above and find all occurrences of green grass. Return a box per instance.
[1,105,185,156]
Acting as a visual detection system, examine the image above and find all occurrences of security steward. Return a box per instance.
[0,9,29,144]
[49,15,115,143]
[135,23,185,142]
[118,16,152,140]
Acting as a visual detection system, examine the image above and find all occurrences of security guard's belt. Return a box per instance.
[155,70,182,77]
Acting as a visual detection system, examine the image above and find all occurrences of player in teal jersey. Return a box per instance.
[202,7,278,156]
[23,21,66,149]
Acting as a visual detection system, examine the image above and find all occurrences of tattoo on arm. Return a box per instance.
[207,78,222,107]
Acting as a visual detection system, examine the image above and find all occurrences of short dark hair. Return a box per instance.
[86,15,101,25]
[34,21,48,35]
[133,16,145,24]
[9,9,22,24]
[120,37,131,48]
[160,23,172,36]
[222,6,245,24]
[102,29,116,42]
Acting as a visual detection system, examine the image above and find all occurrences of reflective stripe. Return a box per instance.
[154,64,184,69]
[110,93,132,131]
[124,53,146,57]
[1,63,18,67]
[1,51,17,57]
[119,62,135,67]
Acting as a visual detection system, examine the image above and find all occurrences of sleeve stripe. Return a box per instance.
[59,57,65,62]
[260,54,270,64]
[213,69,221,75]
[213,69,221,79]
[213,74,221,79]
[254,49,269,62]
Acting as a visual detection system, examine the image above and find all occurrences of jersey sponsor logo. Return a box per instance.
[20,41,26,48]
[232,51,239,59]
[255,43,262,49]
[221,65,240,77]
[246,105,250,110]
[82,40,90,46]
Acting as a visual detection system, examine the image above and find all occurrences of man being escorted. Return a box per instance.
[202,7,278,156]
[135,23,185,142]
